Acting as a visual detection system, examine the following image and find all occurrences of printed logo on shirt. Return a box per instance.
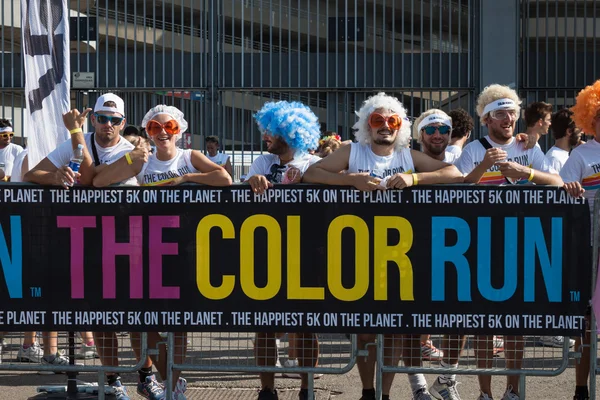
[358,166,408,178]
[582,163,600,189]
[143,166,193,186]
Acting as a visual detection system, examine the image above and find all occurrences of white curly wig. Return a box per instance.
[476,84,522,126]
[353,92,412,150]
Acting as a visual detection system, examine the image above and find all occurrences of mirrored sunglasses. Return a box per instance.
[422,125,451,135]
[146,119,180,136]
[94,113,124,125]
[368,113,402,130]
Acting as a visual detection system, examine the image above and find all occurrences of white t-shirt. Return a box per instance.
[47,133,136,185]
[446,144,462,158]
[137,148,198,186]
[443,151,457,164]
[347,142,415,177]
[545,145,569,173]
[560,139,600,219]
[10,149,28,183]
[207,152,230,166]
[247,153,320,183]
[455,136,555,184]
[0,143,25,178]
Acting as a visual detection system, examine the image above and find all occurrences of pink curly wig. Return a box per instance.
[571,80,600,136]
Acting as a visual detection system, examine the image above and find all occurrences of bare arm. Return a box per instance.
[92,146,148,187]
[302,144,353,186]
[224,157,233,177]
[63,108,95,185]
[178,150,232,186]
[410,150,464,184]
[497,162,563,186]
[24,157,76,189]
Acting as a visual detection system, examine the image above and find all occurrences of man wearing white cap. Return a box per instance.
[454,84,562,400]
[24,93,136,400]
[25,93,141,188]
[413,109,456,164]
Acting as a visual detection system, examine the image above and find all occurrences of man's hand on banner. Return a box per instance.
[386,173,415,190]
[63,108,93,131]
[349,173,382,192]
[55,165,80,189]
[563,181,585,198]
[248,175,273,194]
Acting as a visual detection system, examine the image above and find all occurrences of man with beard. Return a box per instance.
[0,118,24,180]
[304,92,462,400]
[247,100,322,400]
[25,93,137,400]
[454,84,562,400]
[545,109,583,172]
[413,109,456,163]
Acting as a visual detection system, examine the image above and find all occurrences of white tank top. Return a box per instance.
[137,148,198,186]
[347,142,415,178]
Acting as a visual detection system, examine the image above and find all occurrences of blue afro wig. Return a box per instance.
[254,101,321,153]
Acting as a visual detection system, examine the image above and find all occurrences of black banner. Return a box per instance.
[0,184,591,334]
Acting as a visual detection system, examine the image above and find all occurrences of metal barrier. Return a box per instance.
[0,331,149,399]
[589,189,600,400]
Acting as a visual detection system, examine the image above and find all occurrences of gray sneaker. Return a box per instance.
[17,342,43,363]
[430,378,462,400]
[74,343,99,359]
[38,353,70,375]
[413,388,434,400]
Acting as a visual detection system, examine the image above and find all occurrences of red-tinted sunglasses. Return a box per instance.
[368,113,402,130]
[146,119,180,136]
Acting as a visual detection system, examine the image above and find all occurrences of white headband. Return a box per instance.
[417,114,452,132]
[482,98,519,115]
[0,127,13,133]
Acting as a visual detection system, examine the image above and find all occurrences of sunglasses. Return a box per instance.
[146,119,180,136]
[368,113,402,130]
[490,109,518,120]
[94,113,124,125]
[422,125,451,135]
[0,133,14,139]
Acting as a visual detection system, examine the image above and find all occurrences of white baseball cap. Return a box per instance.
[94,93,125,116]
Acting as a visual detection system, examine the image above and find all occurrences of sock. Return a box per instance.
[22,344,31,350]
[43,353,56,363]
[440,360,458,382]
[138,366,153,382]
[575,386,589,397]
[85,340,95,347]
[362,388,375,398]
[107,374,119,385]
[408,373,427,394]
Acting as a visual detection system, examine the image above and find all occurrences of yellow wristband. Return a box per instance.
[412,173,419,186]
[528,168,535,181]
[125,152,133,165]
[69,128,82,134]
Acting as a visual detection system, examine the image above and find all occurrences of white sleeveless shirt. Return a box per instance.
[347,142,415,178]
[137,148,198,186]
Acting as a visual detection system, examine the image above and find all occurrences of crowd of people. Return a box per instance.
[0,79,599,400]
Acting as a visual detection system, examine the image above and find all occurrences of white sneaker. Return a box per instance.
[500,387,520,400]
[429,377,462,400]
[171,377,187,399]
[282,359,301,378]
[539,336,575,348]
[413,388,434,400]
[17,342,43,363]
[477,393,493,400]
[74,343,99,359]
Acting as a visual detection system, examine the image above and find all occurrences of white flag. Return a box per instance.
[21,0,70,168]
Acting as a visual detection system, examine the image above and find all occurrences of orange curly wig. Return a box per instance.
[571,80,600,136]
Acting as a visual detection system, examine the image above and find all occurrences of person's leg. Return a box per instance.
[574,312,591,399]
[403,334,429,396]
[297,333,318,390]
[430,334,466,399]
[255,332,277,392]
[17,331,43,363]
[504,335,524,396]
[475,335,494,398]
[381,334,402,397]
[356,334,377,395]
